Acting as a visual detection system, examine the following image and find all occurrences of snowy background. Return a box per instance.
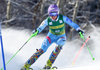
[0,24,100,70]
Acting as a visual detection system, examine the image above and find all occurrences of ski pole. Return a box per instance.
[1,34,35,70]
[72,36,90,65]
[79,32,85,40]
[0,22,6,70]
[79,32,95,60]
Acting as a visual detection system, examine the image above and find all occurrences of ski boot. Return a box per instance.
[42,59,52,69]
[21,64,33,70]
[43,65,51,69]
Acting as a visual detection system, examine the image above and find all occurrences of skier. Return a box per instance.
[21,4,84,70]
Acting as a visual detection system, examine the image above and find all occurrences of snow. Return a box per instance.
[0,25,100,70]
[58,65,100,70]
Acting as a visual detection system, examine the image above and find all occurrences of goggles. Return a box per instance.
[49,12,58,16]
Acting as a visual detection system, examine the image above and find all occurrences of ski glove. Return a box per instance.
[31,30,39,37]
[78,29,84,34]
[78,29,84,39]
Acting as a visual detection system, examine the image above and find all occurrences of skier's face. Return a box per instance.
[49,12,58,20]
[51,16,57,20]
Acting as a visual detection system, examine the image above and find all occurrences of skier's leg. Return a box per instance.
[56,36,66,47]
[43,45,62,69]
[21,49,44,70]
[41,36,53,52]
[44,36,66,69]
[21,36,53,70]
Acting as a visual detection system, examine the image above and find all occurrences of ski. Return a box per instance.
[40,66,58,70]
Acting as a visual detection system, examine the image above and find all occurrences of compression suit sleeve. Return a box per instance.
[63,16,81,31]
[36,19,48,33]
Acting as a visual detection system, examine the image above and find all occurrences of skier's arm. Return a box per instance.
[63,16,84,35]
[32,19,48,36]
[63,16,81,31]
[36,19,48,33]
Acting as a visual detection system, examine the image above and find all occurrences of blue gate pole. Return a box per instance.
[0,22,6,70]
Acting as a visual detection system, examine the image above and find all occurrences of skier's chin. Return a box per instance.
[51,16,57,20]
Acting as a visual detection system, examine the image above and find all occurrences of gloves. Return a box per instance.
[31,30,39,37]
[78,29,84,35]
[78,29,84,39]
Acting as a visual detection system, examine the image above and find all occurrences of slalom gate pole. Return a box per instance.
[1,34,35,70]
[72,35,90,65]
[72,32,95,65]
[0,22,6,70]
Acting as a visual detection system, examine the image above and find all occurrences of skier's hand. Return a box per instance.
[78,29,84,35]
[78,29,84,39]
[31,30,39,37]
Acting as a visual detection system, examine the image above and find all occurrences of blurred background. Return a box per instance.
[0,0,100,37]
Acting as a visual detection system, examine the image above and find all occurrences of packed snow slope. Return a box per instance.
[0,25,100,70]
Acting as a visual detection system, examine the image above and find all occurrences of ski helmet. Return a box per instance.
[48,4,59,16]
